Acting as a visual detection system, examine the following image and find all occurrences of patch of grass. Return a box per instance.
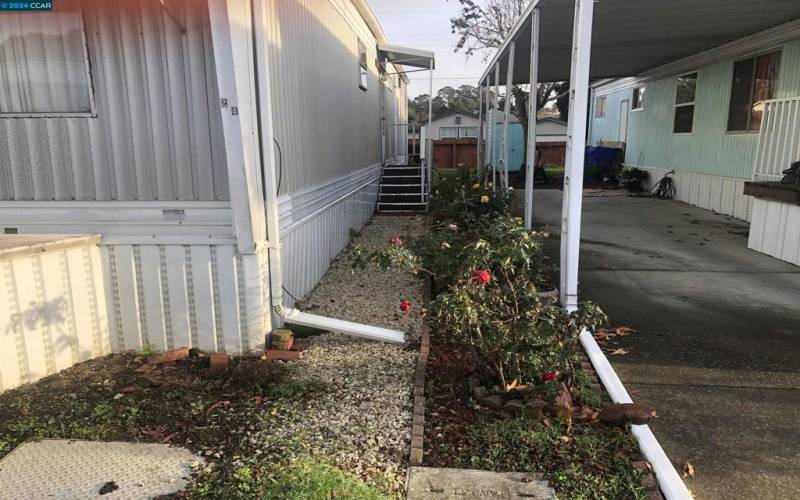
[461,415,645,500]
[189,455,389,499]
[544,165,565,176]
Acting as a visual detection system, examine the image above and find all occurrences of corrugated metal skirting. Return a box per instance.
[0,239,110,392]
[748,197,800,266]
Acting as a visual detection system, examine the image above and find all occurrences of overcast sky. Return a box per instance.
[368,0,493,98]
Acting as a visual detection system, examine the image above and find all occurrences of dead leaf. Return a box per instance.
[575,406,599,423]
[541,416,551,427]
[682,462,695,479]
[207,400,231,412]
[134,364,154,374]
[506,379,519,391]
[141,425,167,439]
[609,348,630,356]
[557,435,573,443]
[629,389,641,397]
[552,383,574,432]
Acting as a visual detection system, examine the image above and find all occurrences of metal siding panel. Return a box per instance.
[139,245,168,350]
[0,0,227,202]
[11,257,49,381]
[189,245,218,351]
[113,245,144,350]
[66,246,101,361]
[215,245,241,353]
[0,260,25,390]
[781,204,800,264]
[164,245,192,348]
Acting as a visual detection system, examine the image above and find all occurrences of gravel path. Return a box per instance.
[259,215,427,496]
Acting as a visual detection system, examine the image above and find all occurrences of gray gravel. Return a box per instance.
[259,215,427,496]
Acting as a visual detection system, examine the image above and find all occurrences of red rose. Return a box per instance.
[471,270,492,285]
[389,236,402,245]
[400,299,412,312]
[542,371,558,382]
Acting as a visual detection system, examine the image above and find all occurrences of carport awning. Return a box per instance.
[480,0,800,84]
[378,44,436,70]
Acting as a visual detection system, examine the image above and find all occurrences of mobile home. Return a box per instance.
[0,0,431,390]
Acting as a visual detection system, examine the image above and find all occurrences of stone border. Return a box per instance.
[409,325,429,466]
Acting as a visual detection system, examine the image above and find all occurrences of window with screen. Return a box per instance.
[440,127,458,138]
[460,127,478,138]
[595,96,607,118]
[632,86,645,110]
[673,73,697,133]
[0,9,93,115]
[727,51,780,132]
[357,39,368,91]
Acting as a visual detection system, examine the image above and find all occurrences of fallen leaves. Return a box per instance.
[682,461,695,479]
[552,383,574,432]
[594,326,637,355]
[608,348,630,356]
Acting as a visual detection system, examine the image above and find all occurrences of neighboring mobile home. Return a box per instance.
[590,20,800,266]
[0,0,428,390]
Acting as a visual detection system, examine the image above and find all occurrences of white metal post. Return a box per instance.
[492,62,501,189]
[502,42,515,191]
[485,79,494,185]
[524,9,540,230]
[427,58,434,200]
[477,84,483,172]
[560,0,594,311]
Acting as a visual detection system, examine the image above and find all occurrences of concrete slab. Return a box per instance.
[521,190,800,499]
[0,439,202,499]
[406,467,555,499]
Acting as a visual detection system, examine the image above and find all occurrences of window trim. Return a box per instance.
[673,71,698,135]
[725,50,782,134]
[631,86,645,111]
[0,8,97,118]
[595,95,607,118]
[357,38,368,92]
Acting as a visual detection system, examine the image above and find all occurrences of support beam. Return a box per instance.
[560,0,594,311]
[208,0,265,253]
[492,62,501,189]
[524,9,540,230]
[476,84,483,172]
[502,41,515,191]
[427,58,434,199]
[485,79,494,184]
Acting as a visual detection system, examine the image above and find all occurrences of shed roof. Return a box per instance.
[480,0,800,85]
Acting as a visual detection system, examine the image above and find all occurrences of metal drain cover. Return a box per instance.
[0,439,203,499]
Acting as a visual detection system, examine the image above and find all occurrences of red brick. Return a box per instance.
[148,347,190,365]
[208,353,230,374]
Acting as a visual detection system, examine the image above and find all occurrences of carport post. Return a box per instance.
[502,42,515,191]
[485,79,493,184]
[492,62,500,190]
[477,84,483,172]
[560,0,594,311]
[524,9,540,230]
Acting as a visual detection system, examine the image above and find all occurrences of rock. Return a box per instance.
[270,329,294,351]
[99,481,119,495]
[504,399,524,414]
[261,349,302,361]
[483,395,506,411]
[472,385,489,401]
[467,374,481,390]
[148,348,190,365]
[599,403,655,427]
[524,398,549,417]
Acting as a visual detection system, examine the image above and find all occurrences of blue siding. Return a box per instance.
[590,40,800,179]
[491,123,524,172]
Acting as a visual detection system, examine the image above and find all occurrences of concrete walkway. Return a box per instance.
[524,190,800,500]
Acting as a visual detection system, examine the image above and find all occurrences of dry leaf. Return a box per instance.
[207,400,231,412]
[506,379,519,391]
[682,462,695,479]
[557,435,573,443]
[609,348,630,356]
[541,416,551,427]
[553,383,574,432]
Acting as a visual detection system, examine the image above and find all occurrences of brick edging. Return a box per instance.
[410,325,430,466]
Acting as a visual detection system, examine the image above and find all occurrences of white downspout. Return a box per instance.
[277,307,405,344]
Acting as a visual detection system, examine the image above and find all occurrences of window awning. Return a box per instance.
[480,0,800,85]
[378,44,436,70]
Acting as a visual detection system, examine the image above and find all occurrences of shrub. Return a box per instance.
[618,167,649,193]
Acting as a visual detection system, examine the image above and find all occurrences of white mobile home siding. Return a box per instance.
[266,0,407,302]
[0,0,229,202]
[590,38,800,220]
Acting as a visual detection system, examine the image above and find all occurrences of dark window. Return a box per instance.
[673,73,697,133]
[595,96,607,118]
[455,116,462,124]
[727,51,780,132]
[357,39,368,91]
[632,87,645,110]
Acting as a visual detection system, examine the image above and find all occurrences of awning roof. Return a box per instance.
[480,0,800,85]
[378,44,436,70]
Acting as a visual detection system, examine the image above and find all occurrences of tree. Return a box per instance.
[451,0,569,168]
[408,85,482,122]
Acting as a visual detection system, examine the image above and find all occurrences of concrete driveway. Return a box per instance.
[525,189,800,500]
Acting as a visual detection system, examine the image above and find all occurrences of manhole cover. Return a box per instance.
[0,439,203,499]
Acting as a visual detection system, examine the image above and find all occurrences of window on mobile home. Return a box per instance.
[0,11,93,115]
[632,86,645,110]
[358,39,368,91]
[595,96,607,118]
[727,51,780,132]
[673,73,697,133]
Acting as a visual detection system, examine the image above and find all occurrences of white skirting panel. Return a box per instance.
[101,242,270,355]
[0,236,110,392]
[639,166,754,222]
[748,197,800,266]
[279,164,381,305]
